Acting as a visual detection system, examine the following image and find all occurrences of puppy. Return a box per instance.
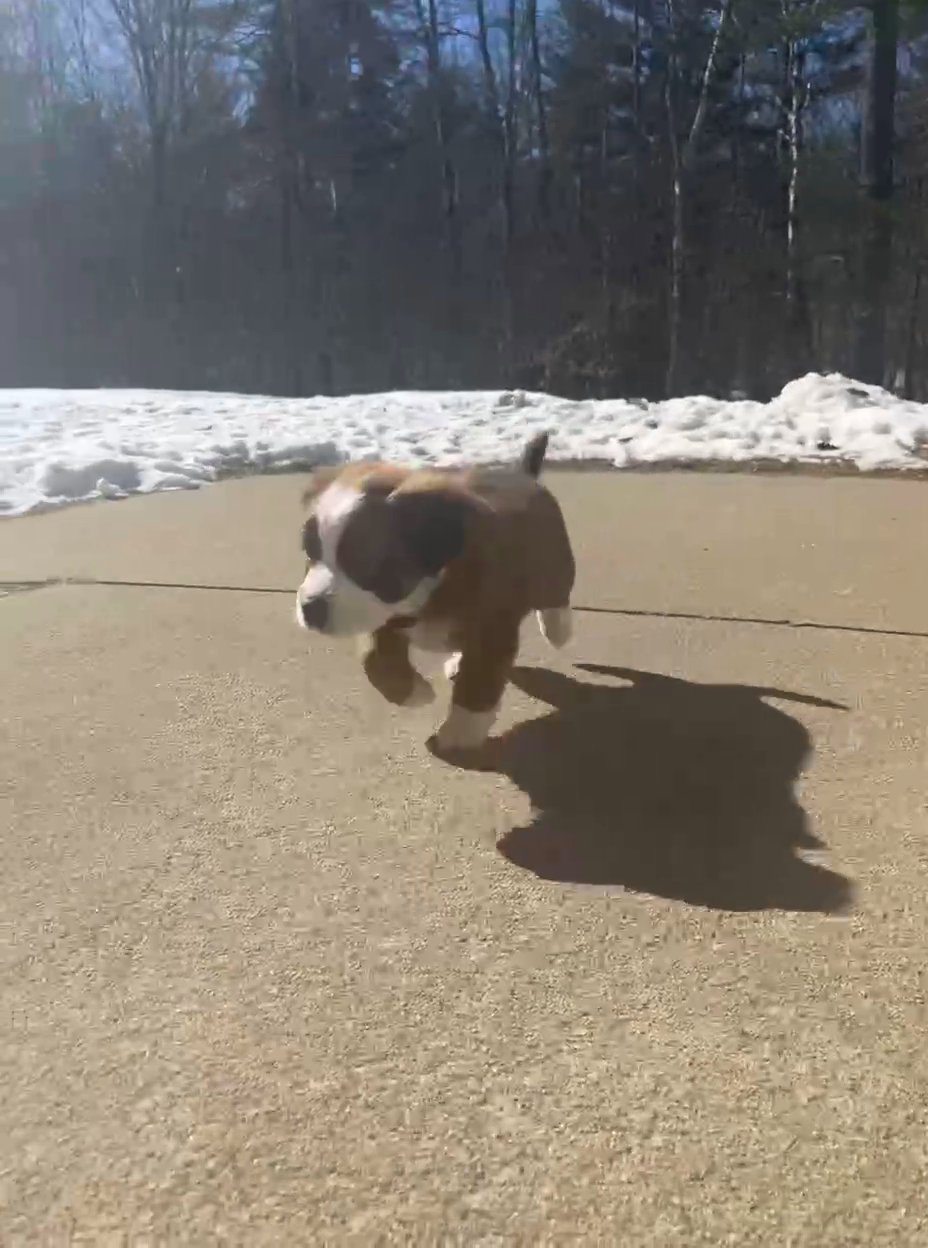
[295,433,575,753]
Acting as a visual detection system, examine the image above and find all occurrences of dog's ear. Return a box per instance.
[389,488,479,576]
[300,467,340,509]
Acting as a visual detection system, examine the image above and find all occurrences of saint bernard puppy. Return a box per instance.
[295,432,575,754]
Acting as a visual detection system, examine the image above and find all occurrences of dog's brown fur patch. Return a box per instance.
[300,445,576,745]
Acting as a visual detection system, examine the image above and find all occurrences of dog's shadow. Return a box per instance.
[462,664,852,913]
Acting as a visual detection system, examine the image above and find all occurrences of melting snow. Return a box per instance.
[1,373,927,516]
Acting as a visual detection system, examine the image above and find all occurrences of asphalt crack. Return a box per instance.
[2,576,927,642]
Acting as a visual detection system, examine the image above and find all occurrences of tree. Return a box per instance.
[663,0,736,395]
[0,0,925,401]
[856,0,899,385]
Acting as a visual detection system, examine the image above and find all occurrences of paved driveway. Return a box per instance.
[2,472,927,1242]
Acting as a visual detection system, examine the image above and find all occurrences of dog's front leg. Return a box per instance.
[434,616,520,753]
[363,625,435,708]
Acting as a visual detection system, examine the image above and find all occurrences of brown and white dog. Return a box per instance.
[295,433,575,753]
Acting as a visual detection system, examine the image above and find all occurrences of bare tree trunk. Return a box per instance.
[474,0,501,123]
[626,0,647,305]
[525,0,550,216]
[665,68,684,398]
[503,0,518,248]
[686,0,732,155]
[276,0,306,394]
[494,0,519,371]
[599,120,615,336]
[417,0,459,270]
[903,263,922,399]
[856,0,898,387]
[105,0,201,350]
[106,0,189,197]
[665,0,734,397]
[784,20,812,371]
[63,0,98,101]
[474,0,507,234]
[633,0,643,134]
[785,37,801,310]
[475,0,515,371]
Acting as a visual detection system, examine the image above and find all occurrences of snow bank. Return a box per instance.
[1,372,927,516]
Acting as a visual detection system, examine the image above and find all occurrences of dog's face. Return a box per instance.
[296,470,475,637]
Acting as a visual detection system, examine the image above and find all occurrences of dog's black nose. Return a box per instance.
[301,596,329,631]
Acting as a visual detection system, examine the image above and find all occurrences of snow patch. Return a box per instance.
[1,373,927,516]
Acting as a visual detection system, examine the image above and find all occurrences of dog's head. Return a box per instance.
[295,465,481,637]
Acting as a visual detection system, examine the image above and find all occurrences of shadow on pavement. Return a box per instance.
[472,664,852,913]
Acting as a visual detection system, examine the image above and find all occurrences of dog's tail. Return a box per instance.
[520,431,549,479]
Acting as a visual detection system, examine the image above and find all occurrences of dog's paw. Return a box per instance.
[537,606,572,649]
[443,652,462,681]
[403,672,436,707]
[434,705,496,753]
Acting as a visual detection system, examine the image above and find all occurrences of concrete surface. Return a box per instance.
[2,472,928,1243]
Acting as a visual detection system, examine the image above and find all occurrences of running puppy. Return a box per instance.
[295,433,575,753]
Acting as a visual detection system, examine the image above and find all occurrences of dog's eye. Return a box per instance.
[302,516,322,561]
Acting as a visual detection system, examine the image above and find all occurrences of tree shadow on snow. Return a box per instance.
[461,664,852,914]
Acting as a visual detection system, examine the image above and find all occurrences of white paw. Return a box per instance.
[443,652,462,681]
[538,606,572,649]
[403,672,436,707]
[435,705,497,752]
